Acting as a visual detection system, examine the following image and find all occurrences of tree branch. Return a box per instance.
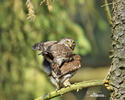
[35,80,104,100]
[104,0,112,25]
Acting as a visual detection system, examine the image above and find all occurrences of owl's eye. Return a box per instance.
[66,40,69,44]
[66,40,72,47]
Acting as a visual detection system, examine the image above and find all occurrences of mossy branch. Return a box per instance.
[35,80,104,100]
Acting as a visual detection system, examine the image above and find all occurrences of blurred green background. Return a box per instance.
[0,0,112,100]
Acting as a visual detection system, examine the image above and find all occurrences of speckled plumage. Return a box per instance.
[50,54,81,90]
[59,54,81,77]
[32,38,80,90]
[33,38,76,73]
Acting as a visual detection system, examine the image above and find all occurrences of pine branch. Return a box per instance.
[35,80,104,100]
[26,0,35,21]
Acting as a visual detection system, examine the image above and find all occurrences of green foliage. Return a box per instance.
[0,0,112,99]
[0,0,91,100]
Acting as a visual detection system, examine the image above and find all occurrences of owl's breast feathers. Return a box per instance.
[49,44,73,57]
[59,54,81,77]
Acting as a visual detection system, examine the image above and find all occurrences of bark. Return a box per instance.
[106,0,125,100]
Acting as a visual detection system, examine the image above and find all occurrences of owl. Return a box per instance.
[33,38,76,73]
[50,54,81,90]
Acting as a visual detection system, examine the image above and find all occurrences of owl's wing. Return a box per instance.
[60,62,81,77]
[58,55,81,77]
[41,51,54,63]
[32,41,57,51]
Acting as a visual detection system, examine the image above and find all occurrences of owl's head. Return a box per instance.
[59,38,76,50]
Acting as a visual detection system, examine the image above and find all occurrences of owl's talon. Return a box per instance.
[63,79,71,87]
[56,86,61,91]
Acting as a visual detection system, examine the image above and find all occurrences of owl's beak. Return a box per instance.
[69,44,72,47]
[70,44,75,50]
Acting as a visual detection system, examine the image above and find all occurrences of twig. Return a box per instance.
[35,80,104,100]
[103,0,112,26]
[40,0,53,11]
[26,0,35,21]
[101,3,112,7]
[40,0,45,6]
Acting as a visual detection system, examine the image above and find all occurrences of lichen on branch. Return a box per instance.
[35,80,104,100]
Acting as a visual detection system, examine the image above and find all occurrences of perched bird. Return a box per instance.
[50,54,81,90]
[33,38,76,74]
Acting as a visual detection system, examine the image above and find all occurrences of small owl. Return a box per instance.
[33,38,76,73]
[50,54,81,90]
